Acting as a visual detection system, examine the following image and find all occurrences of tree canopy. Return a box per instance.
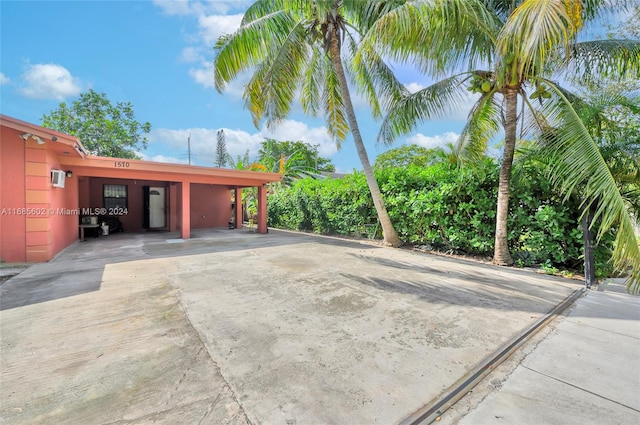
[374,144,455,169]
[258,139,335,172]
[41,89,151,159]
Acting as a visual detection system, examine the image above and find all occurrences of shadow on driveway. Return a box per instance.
[1,228,376,311]
[1,227,590,425]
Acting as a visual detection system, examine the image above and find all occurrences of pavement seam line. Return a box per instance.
[173,288,254,425]
[398,287,586,425]
[520,365,640,413]
[565,319,640,340]
[451,319,562,423]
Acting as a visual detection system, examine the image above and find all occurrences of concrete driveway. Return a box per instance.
[1,229,580,424]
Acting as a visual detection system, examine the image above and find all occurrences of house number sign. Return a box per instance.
[114,161,130,168]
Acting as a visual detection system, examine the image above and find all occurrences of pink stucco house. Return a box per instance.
[0,114,281,263]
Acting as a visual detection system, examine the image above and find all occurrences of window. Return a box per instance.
[103,184,127,210]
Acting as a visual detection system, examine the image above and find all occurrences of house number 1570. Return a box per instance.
[114,161,130,168]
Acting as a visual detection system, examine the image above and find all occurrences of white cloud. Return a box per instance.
[157,1,244,89]
[188,64,216,89]
[261,119,338,157]
[198,13,243,46]
[190,63,249,96]
[148,126,262,165]
[407,131,460,149]
[184,13,243,88]
[405,82,425,93]
[19,64,82,100]
[221,74,249,99]
[180,46,201,63]
[147,119,338,166]
[0,73,9,85]
[154,0,249,16]
[139,153,189,164]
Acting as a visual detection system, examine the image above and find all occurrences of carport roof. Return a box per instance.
[60,155,282,188]
[1,114,282,188]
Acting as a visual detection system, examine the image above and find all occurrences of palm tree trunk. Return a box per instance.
[494,89,517,265]
[327,28,403,247]
[582,203,597,289]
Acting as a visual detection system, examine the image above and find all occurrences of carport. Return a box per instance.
[59,155,282,238]
[0,114,282,262]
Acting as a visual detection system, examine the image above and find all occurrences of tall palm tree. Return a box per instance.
[360,0,640,290]
[213,0,406,246]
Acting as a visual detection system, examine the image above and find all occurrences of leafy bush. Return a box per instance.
[267,158,614,275]
[268,173,373,235]
[377,160,498,254]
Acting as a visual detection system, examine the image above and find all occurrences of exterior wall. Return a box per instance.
[0,127,78,262]
[0,126,27,262]
[46,149,79,261]
[23,141,51,261]
[190,184,232,229]
[85,178,169,233]
[78,176,91,211]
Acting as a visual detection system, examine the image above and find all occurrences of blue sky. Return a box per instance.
[0,1,621,172]
[0,0,469,172]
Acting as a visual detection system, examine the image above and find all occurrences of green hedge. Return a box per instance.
[268,159,614,276]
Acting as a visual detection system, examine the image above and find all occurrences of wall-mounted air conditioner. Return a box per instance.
[51,169,66,188]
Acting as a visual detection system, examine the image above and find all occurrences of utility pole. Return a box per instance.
[188,133,191,165]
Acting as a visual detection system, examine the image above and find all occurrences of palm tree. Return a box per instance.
[213,0,406,247]
[549,91,639,288]
[519,91,639,287]
[361,0,640,290]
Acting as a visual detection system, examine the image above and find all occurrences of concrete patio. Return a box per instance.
[0,229,598,424]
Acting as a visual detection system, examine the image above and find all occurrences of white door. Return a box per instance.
[149,187,166,228]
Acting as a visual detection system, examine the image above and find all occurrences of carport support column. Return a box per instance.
[181,181,191,239]
[257,184,267,234]
[235,187,243,229]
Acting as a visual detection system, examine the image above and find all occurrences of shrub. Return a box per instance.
[267,158,614,276]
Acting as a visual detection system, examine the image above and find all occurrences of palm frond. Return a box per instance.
[342,0,407,32]
[347,34,409,119]
[539,86,640,292]
[358,0,499,77]
[300,48,324,117]
[322,55,348,144]
[244,65,268,128]
[242,0,287,24]
[214,10,295,92]
[456,90,502,164]
[241,18,311,129]
[518,78,575,139]
[578,0,638,22]
[378,72,478,145]
[566,40,640,80]
[498,0,581,81]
